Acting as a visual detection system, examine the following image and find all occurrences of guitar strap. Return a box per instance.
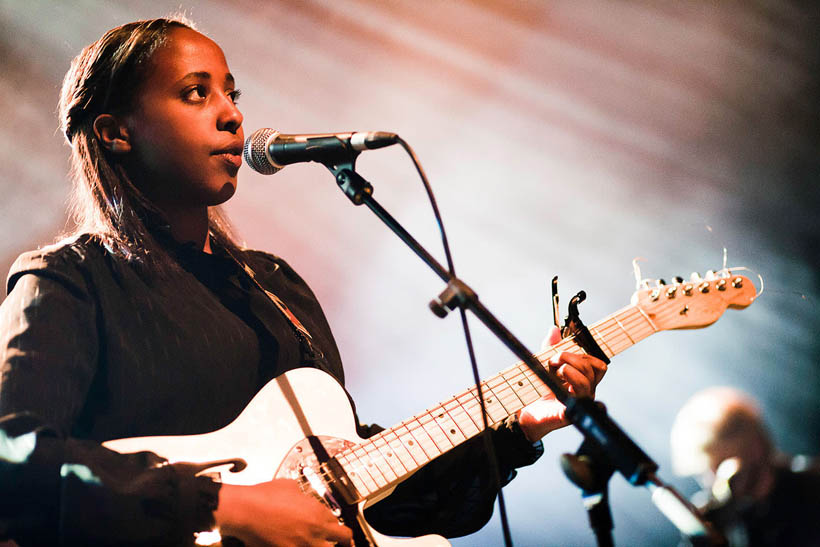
[221,245,325,365]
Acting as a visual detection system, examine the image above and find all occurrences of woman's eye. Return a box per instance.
[184,85,207,102]
[228,89,242,104]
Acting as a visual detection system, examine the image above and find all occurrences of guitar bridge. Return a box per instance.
[277,436,374,546]
[277,436,361,504]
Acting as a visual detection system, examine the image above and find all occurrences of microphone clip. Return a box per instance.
[333,167,373,206]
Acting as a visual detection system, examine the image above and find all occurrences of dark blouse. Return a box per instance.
[0,235,542,545]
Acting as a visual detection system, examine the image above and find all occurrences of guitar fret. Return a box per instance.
[363,440,399,482]
[442,399,480,437]
[407,417,441,458]
[484,377,513,414]
[467,386,507,423]
[635,306,659,333]
[372,435,408,476]
[392,424,429,466]
[613,315,635,344]
[522,367,549,397]
[541,343,561,359]
[380,429,418,471]
[455,391,484,429]
[620,307,653,343]
[343,456,372,495]
[604,318,634,353]
[364,458,390,489]
[343,452,380,494]
[428,403,469,446]
[610,319,633,349]
[500,368,535,408]
[588,325,614,358]
[496,388,521,413]
[482,377,505,400]
[345,466,369,496]
[418,412,454,453]
[497,375,525,408]
[455,396,483,425]
[352,444,390,489]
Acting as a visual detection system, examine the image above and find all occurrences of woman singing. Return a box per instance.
[0,16,606,546]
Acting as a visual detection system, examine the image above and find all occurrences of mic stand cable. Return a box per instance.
[327,147,514,546]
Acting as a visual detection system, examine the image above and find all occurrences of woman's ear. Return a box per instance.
[93,114,131,154]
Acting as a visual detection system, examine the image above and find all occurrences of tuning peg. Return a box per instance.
[690,272,702,281]
[705,270,717,280]
[673,276,684,284]
[649,281,663,301]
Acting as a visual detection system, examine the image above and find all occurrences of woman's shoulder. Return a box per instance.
[240,247,291,274]
[237,247,310,288]
[9,234,107,272]
[6,234,108,294]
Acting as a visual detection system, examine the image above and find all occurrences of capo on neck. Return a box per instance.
[552,277,610,365]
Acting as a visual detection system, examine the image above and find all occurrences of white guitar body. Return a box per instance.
[105,367,449,546]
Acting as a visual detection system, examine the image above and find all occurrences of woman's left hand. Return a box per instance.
[517,327,608,442]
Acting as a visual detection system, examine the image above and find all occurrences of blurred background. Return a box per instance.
[1,1,818,544]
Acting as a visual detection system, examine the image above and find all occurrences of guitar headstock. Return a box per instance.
[631,272,756,331]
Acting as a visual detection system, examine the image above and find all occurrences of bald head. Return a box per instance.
[670,387,773,478]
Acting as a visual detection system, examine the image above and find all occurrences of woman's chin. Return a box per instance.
[208,181,237,205]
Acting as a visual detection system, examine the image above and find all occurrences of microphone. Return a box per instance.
[243,128,399,175]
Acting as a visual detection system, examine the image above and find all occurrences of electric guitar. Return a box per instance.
[105,272,757,546]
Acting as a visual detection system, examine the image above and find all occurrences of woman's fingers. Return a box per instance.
[322,520,353,546]
[548,352,607,396]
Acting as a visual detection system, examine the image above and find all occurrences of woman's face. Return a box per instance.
[122,27,244,209]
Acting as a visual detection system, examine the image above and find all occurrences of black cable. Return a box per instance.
[396,136,515,547]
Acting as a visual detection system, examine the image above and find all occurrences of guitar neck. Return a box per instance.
[333,303,656,501]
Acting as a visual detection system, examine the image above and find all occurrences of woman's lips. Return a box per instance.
[215,152,242,169]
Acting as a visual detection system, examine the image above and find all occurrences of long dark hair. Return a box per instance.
[58,16,241,276]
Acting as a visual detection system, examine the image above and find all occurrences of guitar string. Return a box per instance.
[319,338,598,493]
[318,342,635,493]
[328,307,661,494]
[324,307,662,492]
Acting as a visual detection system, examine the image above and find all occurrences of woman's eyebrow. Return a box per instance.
[175,72,236,87]
[177,71,211,84]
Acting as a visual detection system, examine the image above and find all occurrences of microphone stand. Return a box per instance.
[328,163,723,546]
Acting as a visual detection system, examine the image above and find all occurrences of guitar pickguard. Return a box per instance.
[277,435,356,481]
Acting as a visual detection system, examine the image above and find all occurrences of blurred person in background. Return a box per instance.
[670,386,820,546]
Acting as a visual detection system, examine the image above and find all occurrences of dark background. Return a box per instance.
[1,1,818,544]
